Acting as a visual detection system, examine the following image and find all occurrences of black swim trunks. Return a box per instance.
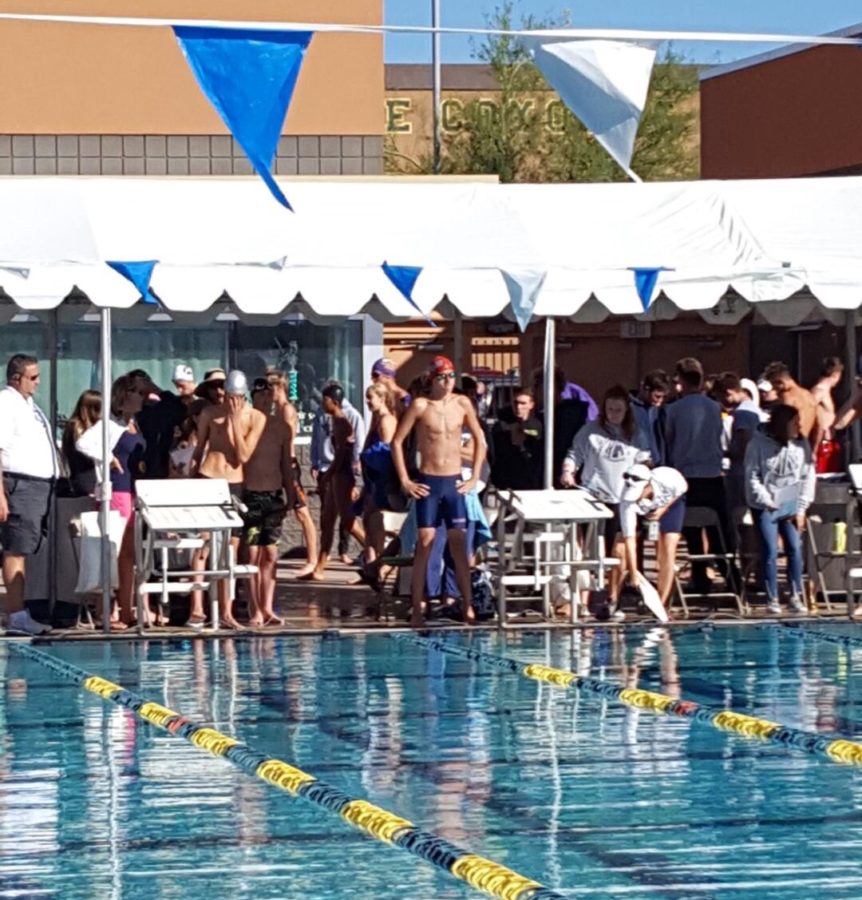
[242,489,287,547]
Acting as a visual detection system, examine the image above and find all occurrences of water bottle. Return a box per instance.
[833,521,848,554]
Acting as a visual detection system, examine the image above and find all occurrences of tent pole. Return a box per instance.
[543,317,555,489]
[431,0,442,174]
[453,308,463,387]
[48,308,59,613]
[99,307,113,634]
[846,311,861,461]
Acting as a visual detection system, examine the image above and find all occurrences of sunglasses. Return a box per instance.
[622,472,647,483]
[435,372,456,382]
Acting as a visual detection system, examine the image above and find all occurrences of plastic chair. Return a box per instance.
[673,505,748,616]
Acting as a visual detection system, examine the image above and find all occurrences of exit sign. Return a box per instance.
[620,321,652,339]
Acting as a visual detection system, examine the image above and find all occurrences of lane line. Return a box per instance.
[9,642,564,900]
[397,632,862,767]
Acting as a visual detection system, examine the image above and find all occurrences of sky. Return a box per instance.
[384,1,862,66]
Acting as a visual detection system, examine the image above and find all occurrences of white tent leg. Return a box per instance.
[543,317,556,490]
[99,307,113,634]
[847,311,860,461]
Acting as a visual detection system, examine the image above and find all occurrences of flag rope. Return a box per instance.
[0,12,859,48]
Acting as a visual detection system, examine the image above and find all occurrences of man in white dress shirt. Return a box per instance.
[0,355,57,635]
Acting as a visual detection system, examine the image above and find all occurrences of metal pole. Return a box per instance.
[431,0,442,174]
[47,308,59,613]
[453,308,463,387]
[99,307,113,633]
[543,317,555,489]
[846,311,862,461]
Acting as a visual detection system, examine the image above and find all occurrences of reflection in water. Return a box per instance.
[2,627,862,897]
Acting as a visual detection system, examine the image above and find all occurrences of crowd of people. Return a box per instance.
[0,347,853,634]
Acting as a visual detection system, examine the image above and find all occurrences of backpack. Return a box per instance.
[471,568,496,621]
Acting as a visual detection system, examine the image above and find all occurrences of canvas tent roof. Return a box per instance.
[1,175,860,325]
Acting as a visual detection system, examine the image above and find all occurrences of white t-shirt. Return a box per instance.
[0,386,57,479]
[619,466,688,538]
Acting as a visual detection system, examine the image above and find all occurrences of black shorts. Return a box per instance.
[1,474,52,556]
[242,489,286,547]
[602,503,621,549]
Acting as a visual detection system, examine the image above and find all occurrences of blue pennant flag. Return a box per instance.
[382,263,435,326]
[501,269,546,332]
[630,267,669,311]
[107,260,158,304]
[174,27,313,210]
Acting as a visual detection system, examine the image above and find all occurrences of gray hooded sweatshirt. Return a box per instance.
[564,420,651,503]
[744,431,815,514]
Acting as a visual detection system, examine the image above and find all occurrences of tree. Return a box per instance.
[385,1,699,182]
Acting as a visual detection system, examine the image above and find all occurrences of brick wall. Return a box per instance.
[0,134,385,177]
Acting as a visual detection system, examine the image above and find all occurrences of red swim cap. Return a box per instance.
[430,355,455,375]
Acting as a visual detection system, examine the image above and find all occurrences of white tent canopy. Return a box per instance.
[1,175,861,325]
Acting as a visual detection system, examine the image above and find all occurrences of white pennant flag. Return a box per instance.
[524,38,656,181]
[501,268,546,332]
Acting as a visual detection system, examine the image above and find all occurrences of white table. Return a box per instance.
[495,489,613,625]
[134,479,257,632]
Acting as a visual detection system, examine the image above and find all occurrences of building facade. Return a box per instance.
[0,0,385,422]
[700,25,862,179]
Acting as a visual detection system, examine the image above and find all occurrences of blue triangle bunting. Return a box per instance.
[107,260,158,304]
[382,263,435,326]
[501,269,546,332]
[174,26,313,210]
[630,267,669,311]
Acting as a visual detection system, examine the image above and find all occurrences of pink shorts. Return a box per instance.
[109,491,135,523]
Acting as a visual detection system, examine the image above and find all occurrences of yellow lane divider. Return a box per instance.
[9,642,564,900]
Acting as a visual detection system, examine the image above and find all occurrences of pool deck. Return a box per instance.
[1,556,855,641]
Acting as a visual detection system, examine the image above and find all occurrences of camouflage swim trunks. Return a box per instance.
[241,489,287,547]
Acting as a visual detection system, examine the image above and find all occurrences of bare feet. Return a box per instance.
[263,613,284,627]
[298,569,325,582]
[294,563,316,579]
[220,616,246,631]
[248,615,265,627]
[340,554,355,566]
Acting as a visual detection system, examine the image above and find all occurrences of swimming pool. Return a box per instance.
[2,624,862,898]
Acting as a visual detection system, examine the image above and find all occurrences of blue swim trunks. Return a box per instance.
[415,473,467,531]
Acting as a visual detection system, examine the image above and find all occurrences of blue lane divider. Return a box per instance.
[778,622,862,650]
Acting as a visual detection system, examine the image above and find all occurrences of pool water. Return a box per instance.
[2,624,862,898]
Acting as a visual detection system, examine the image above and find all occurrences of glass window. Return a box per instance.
[233,320,364,433]
[0,316,365,437]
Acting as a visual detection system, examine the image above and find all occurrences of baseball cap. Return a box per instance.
[371,357,397,378]
[756,378,773,393]
[621,464,652,502]
[172,364,194,384]
[430,355,455,376]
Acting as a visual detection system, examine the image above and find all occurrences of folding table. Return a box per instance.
[134,479,257,632]
[494,488,613,625]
